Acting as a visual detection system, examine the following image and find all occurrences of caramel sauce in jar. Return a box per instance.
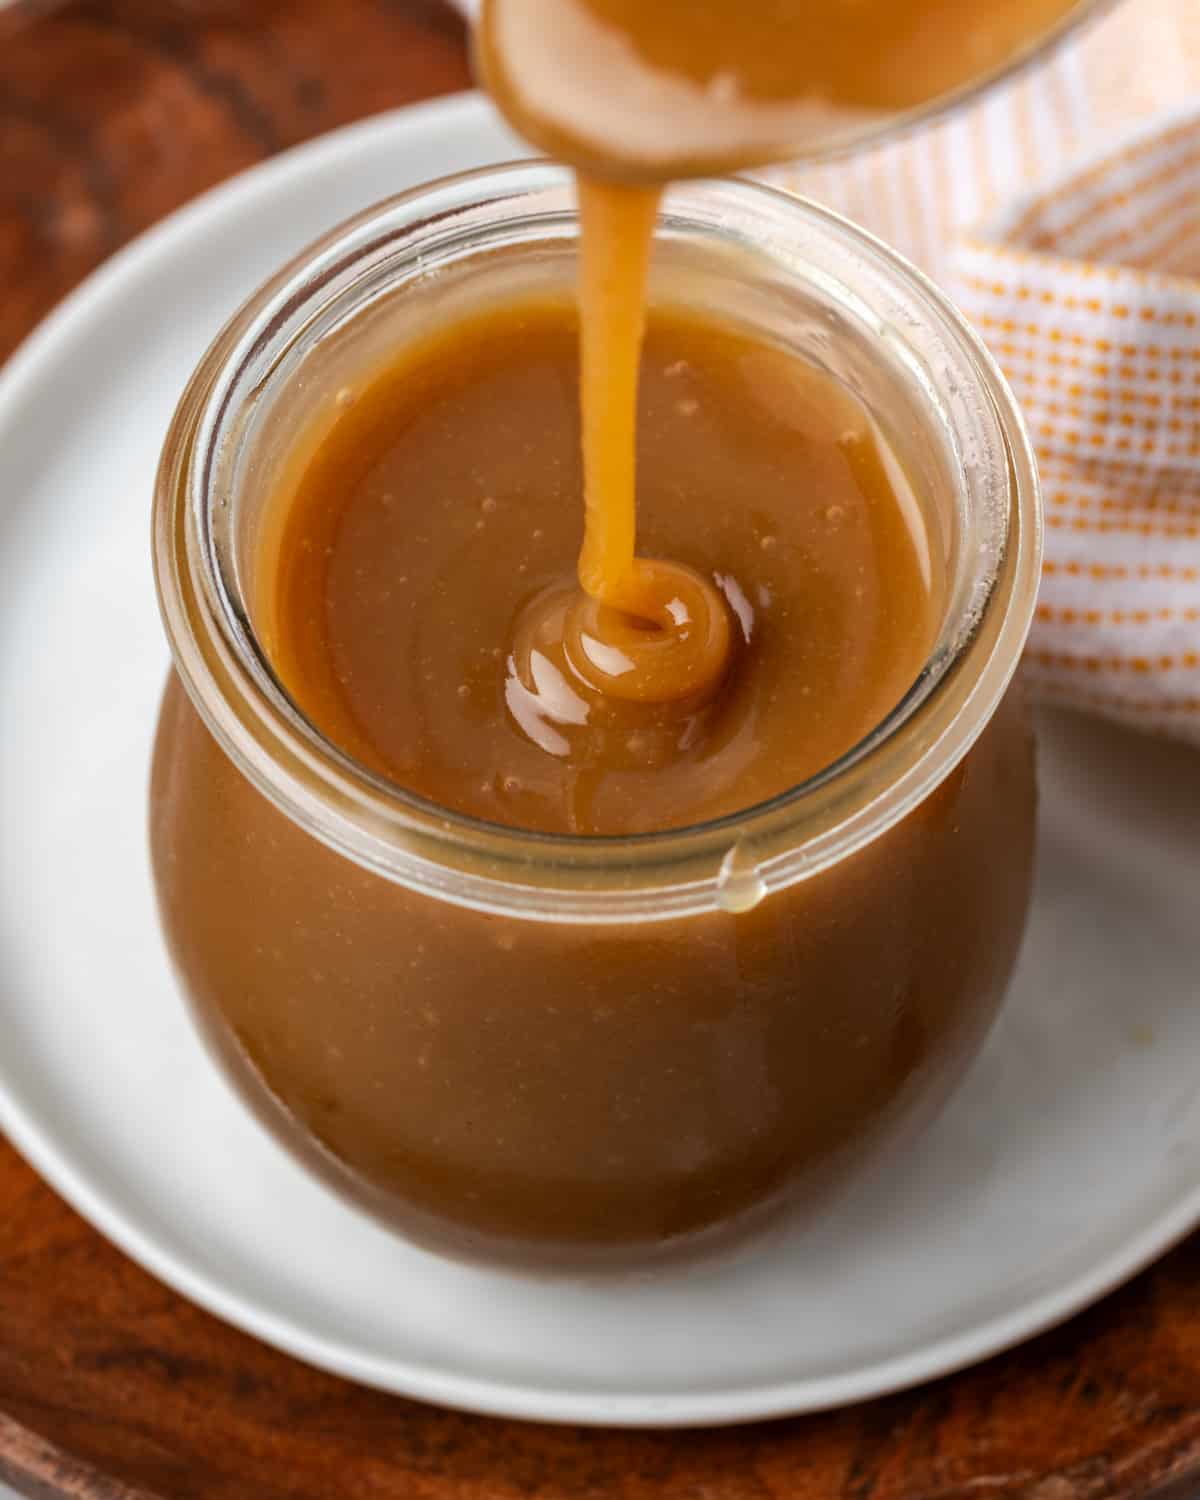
[149,174,1041,1260]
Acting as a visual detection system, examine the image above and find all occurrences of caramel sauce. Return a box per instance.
[148,0,1049,1254]
[261,300,938,835]
[547,178,737,720]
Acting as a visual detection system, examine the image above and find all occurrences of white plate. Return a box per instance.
[2,92,1200,1429]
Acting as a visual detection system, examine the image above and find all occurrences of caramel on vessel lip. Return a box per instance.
[477,0,1093,179]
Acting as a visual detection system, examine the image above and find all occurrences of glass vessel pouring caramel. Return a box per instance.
[478,0,1085,750]
[148,1,1055,1259]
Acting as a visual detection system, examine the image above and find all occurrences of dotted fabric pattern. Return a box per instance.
[764,0,1200,741]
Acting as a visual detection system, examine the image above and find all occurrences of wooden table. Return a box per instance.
[3,3,1200,1495]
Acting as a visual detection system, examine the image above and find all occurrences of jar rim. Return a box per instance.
[153,162,1042,921]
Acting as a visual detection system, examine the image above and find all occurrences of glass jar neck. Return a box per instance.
[153,164,1041,922]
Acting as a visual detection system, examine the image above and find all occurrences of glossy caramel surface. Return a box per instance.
[144,298,1038,1257]
[260,300,938,835]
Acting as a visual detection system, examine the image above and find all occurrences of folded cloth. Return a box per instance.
[763,0,1200,744]
[946,108,1200,742]
[454,0,1200,740]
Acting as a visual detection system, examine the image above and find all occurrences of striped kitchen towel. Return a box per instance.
[768,0,1200,743]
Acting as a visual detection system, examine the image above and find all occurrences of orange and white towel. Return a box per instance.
[765,0,1200,743]
[947,111,1200,740]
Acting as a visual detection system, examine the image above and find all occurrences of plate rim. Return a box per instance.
[3,91,1200,1428]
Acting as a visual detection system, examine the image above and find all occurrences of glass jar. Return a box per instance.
[151,164,1041,1264]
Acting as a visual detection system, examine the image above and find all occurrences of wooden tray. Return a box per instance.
[3,3,1200,1495]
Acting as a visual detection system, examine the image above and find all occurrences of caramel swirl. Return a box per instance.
[505,567,741,770]
[564,560,733,706]
[567,175,736,720]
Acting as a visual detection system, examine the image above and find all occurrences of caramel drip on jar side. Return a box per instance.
[264,296,942,835]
